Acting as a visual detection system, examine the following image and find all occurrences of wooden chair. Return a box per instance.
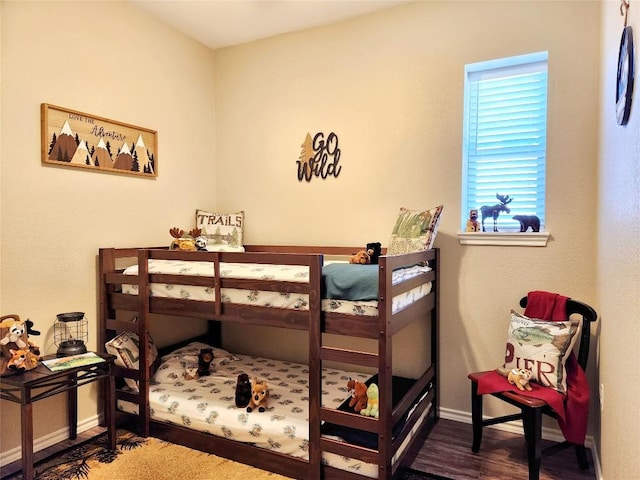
[467,297,598,480]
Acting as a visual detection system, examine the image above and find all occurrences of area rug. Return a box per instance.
[3,430,449,480]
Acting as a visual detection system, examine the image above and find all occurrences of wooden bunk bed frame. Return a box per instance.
[98,245,440,480]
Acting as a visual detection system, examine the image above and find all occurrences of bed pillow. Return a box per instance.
[387,205,443,255]
[152,342,238,383]
[105,331,158,392]
[503,311,581,394]
[195,210,244,250]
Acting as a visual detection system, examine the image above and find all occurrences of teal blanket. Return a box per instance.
[322,263,378,301]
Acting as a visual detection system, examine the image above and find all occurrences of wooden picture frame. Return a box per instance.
[41,103,157,178]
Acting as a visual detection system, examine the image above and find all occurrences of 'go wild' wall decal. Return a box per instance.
[297,132,342,182]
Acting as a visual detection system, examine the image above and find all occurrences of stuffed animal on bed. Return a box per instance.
[349,250,371,265]
[361,383,379,418]
[347,378,368,413]
[197,348,214,377]
[169,227,205,251]
[366,242,382,264]
[235,373,252,408]
[246,378,269,412]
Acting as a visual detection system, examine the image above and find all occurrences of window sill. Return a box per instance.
[458,231,550,246]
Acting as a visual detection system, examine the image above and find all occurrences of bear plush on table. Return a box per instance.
[246,378,269,413]
[347,378,368,413]
[0,315,40,376]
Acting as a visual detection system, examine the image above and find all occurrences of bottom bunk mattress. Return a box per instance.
[117,342,432,478]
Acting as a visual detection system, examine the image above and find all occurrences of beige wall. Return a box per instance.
[0,0,216,453]
[4,1,634,477]
[598,1,640,478]
[214,0,600,435]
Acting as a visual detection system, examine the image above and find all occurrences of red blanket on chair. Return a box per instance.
[475,291,590,445]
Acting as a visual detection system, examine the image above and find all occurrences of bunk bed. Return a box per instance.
[98,245,439,480]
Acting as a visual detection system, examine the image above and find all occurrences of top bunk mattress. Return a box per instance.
[120,260,432,317]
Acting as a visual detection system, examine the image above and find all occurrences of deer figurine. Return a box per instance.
[480,193,513,232]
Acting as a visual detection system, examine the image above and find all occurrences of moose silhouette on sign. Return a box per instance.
[480,193,513,232]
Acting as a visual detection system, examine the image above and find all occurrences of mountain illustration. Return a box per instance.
[70,140,90,165]
[133,134,153,174]
[49,120,78,162]
[92,138,113,169]
[113,141,134,171]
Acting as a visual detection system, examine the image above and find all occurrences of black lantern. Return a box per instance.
[54,312,88,357]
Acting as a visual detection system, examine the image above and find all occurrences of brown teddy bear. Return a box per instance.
[246,378,269,412]
[349,250,371,265]
[347,378,368,412]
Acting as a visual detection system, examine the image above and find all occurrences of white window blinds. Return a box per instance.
[461,52,548,233]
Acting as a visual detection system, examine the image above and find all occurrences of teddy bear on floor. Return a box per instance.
[347,378,368,413]
[246,378,269,412]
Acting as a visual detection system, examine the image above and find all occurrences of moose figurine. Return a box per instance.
[480,193,513,232]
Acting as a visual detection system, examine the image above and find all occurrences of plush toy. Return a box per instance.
[466,209,481,232]
[496,367,533,392]
[194,235,208,251]
[183,367,199,380]
[349,250,371,265]
[361,383,379,418]
[246,378,269,412]
[197,348,214,377]
[169,227,205,251]
[365,242,382,265]
[7,348,38,372]
[347,378,368,413]
[0,315,40,375]
[235,373,252,408]
[0,321,27,348]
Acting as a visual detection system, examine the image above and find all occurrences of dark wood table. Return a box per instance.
[0,352,116,480]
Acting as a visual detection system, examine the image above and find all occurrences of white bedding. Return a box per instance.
[121,260,432,316]
[118,343,381,476]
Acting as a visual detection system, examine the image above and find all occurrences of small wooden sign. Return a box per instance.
[41,103,157,178]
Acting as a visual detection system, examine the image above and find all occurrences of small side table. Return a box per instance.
[0,352,116,480]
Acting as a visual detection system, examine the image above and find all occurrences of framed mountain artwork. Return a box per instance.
[41,103,157,178]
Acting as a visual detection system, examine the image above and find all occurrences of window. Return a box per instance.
[461,52,548,239]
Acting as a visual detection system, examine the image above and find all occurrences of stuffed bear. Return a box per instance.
[366,242,382,264]
[349,250,371,265]
[235,373,252,408]
[246,378,269,412]
[347,378,368,413]
[197,348,214,377]
[1,315,40,375]
[361,383,379,418]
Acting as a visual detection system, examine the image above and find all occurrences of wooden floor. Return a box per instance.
[2,420,597,480]
[410,418,597,480]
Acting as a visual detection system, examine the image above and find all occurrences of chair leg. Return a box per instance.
[575,444,589,470]
[522,407,542,480]
[470,380,483,453]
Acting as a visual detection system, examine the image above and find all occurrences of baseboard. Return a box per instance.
[439,407,603,480]
[0,415,101,467]
[1,410,604,480]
